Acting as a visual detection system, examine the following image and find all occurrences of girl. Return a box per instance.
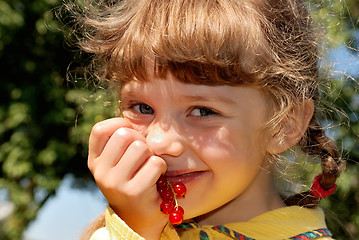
[67,0,345,239]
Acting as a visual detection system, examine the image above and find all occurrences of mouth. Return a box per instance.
[165,170,208,184]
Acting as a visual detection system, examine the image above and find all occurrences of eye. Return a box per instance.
[190,107,219,117]
[133,103,154,114]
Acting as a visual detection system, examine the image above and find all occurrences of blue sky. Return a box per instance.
[24,175,106,240]
[326,45,359,79]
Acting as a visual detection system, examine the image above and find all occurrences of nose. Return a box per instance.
[145,122,185,157]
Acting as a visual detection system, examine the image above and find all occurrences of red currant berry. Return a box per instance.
[161,189,174,201]
[174,206,184,215]
[158,187,169,197]
[160,201,174,214]
[169,210,183,225]
[173,183,187,197]
[156,175,168,189]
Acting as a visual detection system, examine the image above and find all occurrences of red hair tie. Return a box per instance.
[310,174,337,199]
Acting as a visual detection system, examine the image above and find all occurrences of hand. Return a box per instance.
[88,118,168,239]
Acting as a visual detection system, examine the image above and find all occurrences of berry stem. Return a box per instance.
[118,100,124,118]
[167,181,179,208]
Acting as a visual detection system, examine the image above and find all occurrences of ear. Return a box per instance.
[266,100,314,155]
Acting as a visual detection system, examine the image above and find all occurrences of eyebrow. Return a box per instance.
[181,95,236,104]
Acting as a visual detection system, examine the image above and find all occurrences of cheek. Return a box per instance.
[192,125,268,167]
[190,127,242,164]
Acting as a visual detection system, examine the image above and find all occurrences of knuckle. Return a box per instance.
[87,156,98,175]
[131,140,147,151]
[114,127,134,139]
[149,156,167,170]
[87,159,93,172]
[114,127,146,142]
[91,122,105,137]
[92,168,103,183]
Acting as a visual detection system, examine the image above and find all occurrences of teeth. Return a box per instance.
[166,171,199,177]
[167,171,205,178]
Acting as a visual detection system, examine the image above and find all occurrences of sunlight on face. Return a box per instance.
[120,71,281,224]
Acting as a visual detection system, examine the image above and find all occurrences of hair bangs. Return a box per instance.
[105,0,269,86]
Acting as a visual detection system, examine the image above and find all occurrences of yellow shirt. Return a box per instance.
[90,205,333,240]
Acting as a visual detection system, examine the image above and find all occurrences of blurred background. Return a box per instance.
[0,0,358,239]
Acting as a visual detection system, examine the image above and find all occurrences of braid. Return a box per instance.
[284,112,345,207]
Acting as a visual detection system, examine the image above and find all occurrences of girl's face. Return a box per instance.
[121,71,282,224]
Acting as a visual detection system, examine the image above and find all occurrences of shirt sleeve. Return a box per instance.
[89,205,145,240]
[89,205,181,240]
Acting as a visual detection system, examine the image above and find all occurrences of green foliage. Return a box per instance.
[308,0,359,46]
[319,78,359,239]
[310,1,359,238]
[321,165,359,239]
[0,0,115,239]
[0,0,358,239]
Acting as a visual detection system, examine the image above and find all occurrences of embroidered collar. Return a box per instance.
[176,222,332,240]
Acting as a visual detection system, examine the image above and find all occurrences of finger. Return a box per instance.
[88,118,132,160]
[115,140,153,180]
[93,128,146,172]
[131,155,167,190]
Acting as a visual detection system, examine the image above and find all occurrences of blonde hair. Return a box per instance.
[63,0,345,238]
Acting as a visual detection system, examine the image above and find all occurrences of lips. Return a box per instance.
[165,170,208,184]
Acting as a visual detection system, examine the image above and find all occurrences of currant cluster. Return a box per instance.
[156,175,186,225]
